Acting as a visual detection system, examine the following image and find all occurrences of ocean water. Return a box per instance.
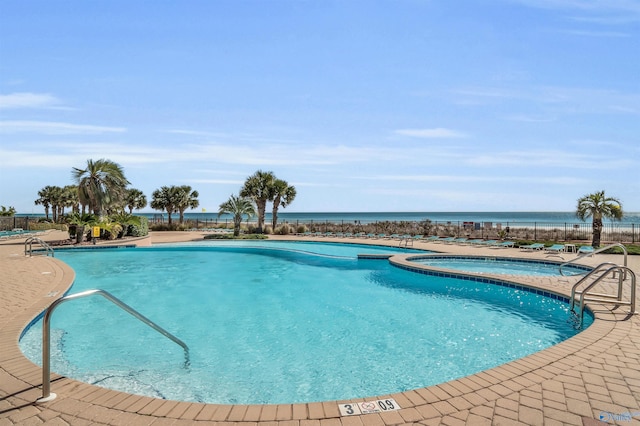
[18,211,640,225]
[145,211,640,225]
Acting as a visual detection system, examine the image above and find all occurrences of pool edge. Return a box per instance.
[2,232,638,425]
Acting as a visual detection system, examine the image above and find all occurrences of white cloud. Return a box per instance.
[558,29,631,37]
[0,121,126,134]
[0,92,61,109]
[502,114,557,122]
[394,128,467,138]
[453,85,640,116]
[187,179,245,185]
[364,174,586,185]
[466,150,634,169]
[507,0,640,22]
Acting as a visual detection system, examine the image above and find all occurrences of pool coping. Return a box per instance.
[1,231,639,425]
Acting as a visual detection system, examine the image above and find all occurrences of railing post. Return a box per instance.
[36,289,189,403]
[37,301,57,402]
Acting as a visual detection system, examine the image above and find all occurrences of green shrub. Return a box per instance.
[275,225,292,235]
[128,216,148,237]
[150,223,179,231]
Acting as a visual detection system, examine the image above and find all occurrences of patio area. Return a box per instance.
[1,231,638,425]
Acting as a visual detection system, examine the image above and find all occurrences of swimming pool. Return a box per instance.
[168,239,424,257]
[407,255,591,276]
[0,229,40,239]
[20,241,591,404]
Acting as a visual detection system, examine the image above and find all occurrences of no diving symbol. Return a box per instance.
[338,398,401,416]
[359,402,377,412]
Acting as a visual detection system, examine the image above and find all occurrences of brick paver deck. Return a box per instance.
[1,231,638,425]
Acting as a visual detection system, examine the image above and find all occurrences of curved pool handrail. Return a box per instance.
[560,243,627,276]
[24,236,54,257]
[569,262,620,310]
[37,289,189,403]
[571,266,636,328]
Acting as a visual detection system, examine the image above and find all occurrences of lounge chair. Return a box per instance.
[577,245,595,256]
[491,241,515,249]
[464,239,484,245]
[544,244,565,253]
[437,237,456,244]
[451,238,468,244]
[520,243,545,251]
[474,240,498,246]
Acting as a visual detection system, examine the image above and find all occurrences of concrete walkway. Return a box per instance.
[1,231,638,425]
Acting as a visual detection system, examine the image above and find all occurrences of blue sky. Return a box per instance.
[1,0,639,214]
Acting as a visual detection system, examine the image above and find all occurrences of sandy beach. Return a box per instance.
[1,230,638,425]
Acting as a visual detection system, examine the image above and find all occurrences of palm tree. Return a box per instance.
[72,159,130,217]
[270,178,296,231]
[576,190,623,248]
[150,186,178,226]
[240,170,275,233]
[125,188,148,214]
[61,185,80,217]
[47,185,64,223]
[0,206,16,216]
[35,185,58,220]
[218,194,256,236]
[175,185,199,224]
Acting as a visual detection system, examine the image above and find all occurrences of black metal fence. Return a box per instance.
[146,216,639,244]
[0,216,30,231]
[5,215,637,243]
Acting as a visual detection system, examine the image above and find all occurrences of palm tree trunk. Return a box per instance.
[592,218,603,248]
[272,199,281,231]
[233,216,242,236]
[257,200,267,233]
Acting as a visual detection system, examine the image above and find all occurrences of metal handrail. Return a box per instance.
[569,265,636,328]
[569,263,622,310]
[37,289,189,403]
[560,242,627,276]
[24,237,54,257]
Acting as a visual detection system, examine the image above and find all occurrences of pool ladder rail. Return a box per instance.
[569,263,636,328]
[559,242,627,277]
[24,236,54,257]
[37,289,190,403]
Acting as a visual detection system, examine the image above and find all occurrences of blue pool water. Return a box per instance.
[20,241,591,404]
[170,239,423,257]
[0,229,39,238]
[408,255,590,276]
